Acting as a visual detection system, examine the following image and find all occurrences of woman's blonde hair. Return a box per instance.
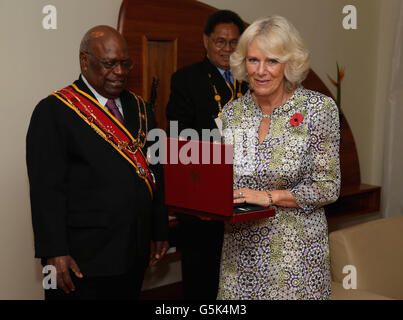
[231,15,310,92]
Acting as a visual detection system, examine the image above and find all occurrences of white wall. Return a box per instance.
[0,0,398,299]
[371,0,400,185]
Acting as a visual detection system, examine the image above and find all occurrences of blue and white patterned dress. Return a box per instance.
[217,86,340,300]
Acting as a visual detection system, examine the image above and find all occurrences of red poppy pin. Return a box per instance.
[290,113,304,126]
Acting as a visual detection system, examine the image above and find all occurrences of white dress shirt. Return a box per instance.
[81,74,124,118]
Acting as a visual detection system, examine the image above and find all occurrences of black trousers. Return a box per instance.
[44,260,148,300]
[177,214,224,300]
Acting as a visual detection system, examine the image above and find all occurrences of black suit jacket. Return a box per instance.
[26,77,168,277]
[166,57,249,139]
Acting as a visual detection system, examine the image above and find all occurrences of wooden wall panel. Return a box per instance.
[145,39,177,130]
[118,0,217,102]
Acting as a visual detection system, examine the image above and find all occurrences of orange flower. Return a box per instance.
[339,67,345,82]
[327,62,344,113]
[327,66,345,86]
[327,74,338,86]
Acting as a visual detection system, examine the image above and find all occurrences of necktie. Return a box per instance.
[106,99,124,125]
[223,69,233,87]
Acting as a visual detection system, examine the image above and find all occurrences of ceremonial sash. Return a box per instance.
[52,84,156,198]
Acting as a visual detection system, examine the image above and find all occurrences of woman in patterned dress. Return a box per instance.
[217,16,340,300]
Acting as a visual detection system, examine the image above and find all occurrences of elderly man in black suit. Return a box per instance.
[166,10,248,300]
[26,25,169,300]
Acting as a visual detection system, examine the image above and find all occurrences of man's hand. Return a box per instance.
[149,241,170,266]
[46,255,83,294]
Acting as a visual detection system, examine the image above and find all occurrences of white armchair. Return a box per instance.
[329,216,403,300]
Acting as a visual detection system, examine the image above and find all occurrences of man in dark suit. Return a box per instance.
[166,10,248,300]
[26,25,169,300]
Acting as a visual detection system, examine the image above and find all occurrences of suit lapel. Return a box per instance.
[202,58,233,105]
[120,91,138,138]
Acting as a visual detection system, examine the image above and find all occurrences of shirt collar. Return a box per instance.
[81,74,123,110]
[80,75,124,118]
[216,66,232,78]
[81,75,109,107]
[206,57,232,80]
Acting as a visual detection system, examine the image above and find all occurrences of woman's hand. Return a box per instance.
[233,188,271,207]
[233,189,300,208]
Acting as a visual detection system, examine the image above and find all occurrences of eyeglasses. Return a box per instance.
[83,51,134,71]
[211,38,238,49]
